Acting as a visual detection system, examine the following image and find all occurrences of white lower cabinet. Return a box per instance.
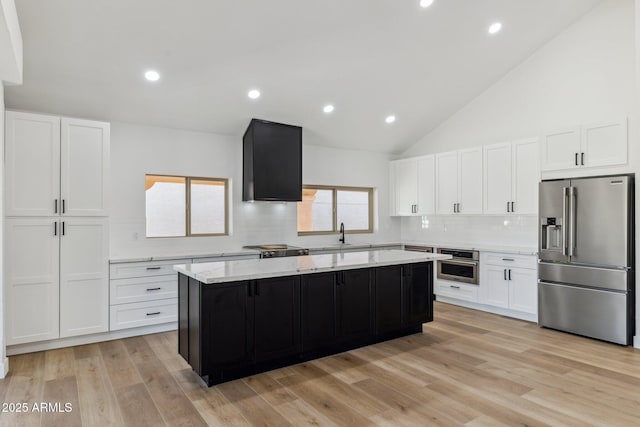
[5,217,109,345]
[435,280,478,302]
[110,299,178,331]
[479,252,537,317]
[109,258,188,331]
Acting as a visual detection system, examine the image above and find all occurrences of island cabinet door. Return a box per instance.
[301,272,337,352]
[253,276,301,363]
[374,265,403,335]
[198,280,253,374]
[403,262,433,326]
[338,268,372,343]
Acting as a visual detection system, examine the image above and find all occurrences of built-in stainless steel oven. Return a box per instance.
[436,248,479,285]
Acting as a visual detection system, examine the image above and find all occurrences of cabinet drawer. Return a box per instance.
[482,253,537,269]
[110,276,177,305]
[436,280,478,302]
[109,259,190,279]
[109,298,177,331]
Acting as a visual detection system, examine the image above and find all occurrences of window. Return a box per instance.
[145,175,228,237]
[297,185,373,235]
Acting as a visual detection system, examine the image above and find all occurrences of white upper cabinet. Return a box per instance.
[581,120,627,169]
[61,118,110,216]
[416,155,436,215]
[458,148,483,214]
[484,138,539,215]
[511,138,539,215]
[5,111,110,217]
[540,127,580,172]
[436,148,482,215]
[435,151,458,215]
[483,143,511,214]
[540,119,627,172]
[390,158,418,216]
[390,155,435,216]
[5,112,61,216]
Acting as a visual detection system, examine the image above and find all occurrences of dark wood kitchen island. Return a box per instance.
[174,249,451,386]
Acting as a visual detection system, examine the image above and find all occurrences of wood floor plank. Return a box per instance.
[115,383,166,427]
[243,373,297,406]
[99,340,142,390]
[274,398,339,427]
[1,352,46,427]
[136,362,207,427]
[217,379,294,427]
[277,373,375,426]
[290,362,389,418]
[73,343,102,360]
[40,376,82,427]
[192,387,252,427]
[43,348,75,381]
[74,356,124,427]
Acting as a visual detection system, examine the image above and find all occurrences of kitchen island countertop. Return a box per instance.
[174,249,451,284]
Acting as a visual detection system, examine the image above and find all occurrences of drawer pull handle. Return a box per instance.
[502,258,515,262]
[146,267,162,270]
[146,312,161,316]
[146,287,161,291]
[450,285,460,289]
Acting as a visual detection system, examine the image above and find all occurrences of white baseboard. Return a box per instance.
[435,296,538,323]
[0,357,8,378]
[634,336,639,349]
[7,322,177,356]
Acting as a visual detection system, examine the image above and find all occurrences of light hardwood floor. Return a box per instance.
[1,302,639,426]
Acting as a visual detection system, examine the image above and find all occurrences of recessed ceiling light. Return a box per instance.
[144,70,160,82]
[248,89,261,99]
[488,22,502,34]
[323,105,335,114]
[385,115,396,124]
[419,0,434,8]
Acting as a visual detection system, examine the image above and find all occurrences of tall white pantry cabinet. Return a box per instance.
[4,111,110,345]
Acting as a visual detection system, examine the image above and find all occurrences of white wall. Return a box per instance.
[0,84,6,377]
[401,0,639,346]
[109,122,399,258]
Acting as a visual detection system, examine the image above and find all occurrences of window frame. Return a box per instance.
[145,174,229,238]
[297,184,374,236]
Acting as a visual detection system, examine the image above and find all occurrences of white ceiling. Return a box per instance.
[5,0,602,154]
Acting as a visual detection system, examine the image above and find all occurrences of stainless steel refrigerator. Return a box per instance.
[538,175,634,345]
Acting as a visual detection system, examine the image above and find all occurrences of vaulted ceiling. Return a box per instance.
[5,0,602,153]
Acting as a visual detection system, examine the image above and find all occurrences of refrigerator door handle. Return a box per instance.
[562,187,569,256]
[569,186,576,257]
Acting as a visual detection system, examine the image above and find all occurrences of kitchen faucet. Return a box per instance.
[339,222,345,244]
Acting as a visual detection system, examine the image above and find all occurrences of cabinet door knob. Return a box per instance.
[581,152,585,166]
[511,201,515,212]
[508,269,512,281]
[507,202,510,213]
[54,199,58,214]
[504,269,507,281]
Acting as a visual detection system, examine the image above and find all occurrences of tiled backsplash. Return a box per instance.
[400,215,538,248]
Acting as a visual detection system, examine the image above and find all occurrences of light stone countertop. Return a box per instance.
[174,249,452,284]
[403,241,538,256]
[109,249,260,264]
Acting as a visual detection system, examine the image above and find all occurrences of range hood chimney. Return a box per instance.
[243,118,302,202]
